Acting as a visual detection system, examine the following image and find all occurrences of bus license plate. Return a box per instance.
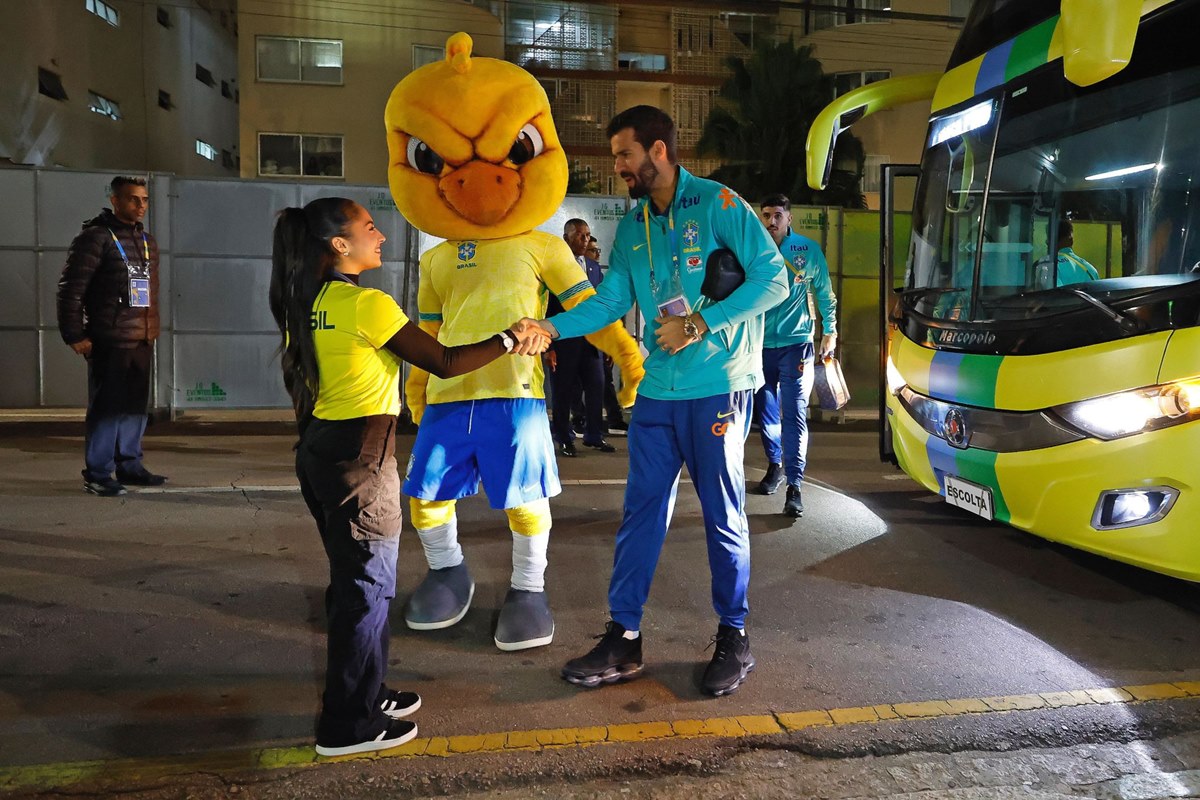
[944,475,994,521]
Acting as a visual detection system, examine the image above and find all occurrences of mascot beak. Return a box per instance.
[439,162,522,227]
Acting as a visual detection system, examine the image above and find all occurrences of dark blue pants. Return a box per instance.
[755,343,815,488]
[297,415,403,747]
[84,414,147,482]
[84,341,152,482]
[551,339,606,446]
[609,391,753,631]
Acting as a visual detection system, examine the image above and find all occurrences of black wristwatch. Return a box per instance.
[498,330,516,352]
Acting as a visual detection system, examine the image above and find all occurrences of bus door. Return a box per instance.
[880,163,921,464]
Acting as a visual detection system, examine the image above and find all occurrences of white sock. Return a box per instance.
[510,530,548,592]
[417,519,463,570]
[622,629,640,640]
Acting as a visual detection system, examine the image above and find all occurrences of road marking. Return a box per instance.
[132,485,300,494]
[2,681,1198,792]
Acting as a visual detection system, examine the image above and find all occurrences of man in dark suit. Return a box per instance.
[547,219,615,456]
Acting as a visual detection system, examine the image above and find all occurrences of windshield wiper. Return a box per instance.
[1067,287,1141,334]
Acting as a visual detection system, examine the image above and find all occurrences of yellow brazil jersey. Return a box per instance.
[311,280,408,419]
[418,231,592,404]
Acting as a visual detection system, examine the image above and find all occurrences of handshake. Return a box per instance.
[505,318,555,356]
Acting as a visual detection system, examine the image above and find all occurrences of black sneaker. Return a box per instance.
[701,624,755,696]
[608,419,629,432]
[584,440,616,453]
[315,719,418,757]
[562,621,643,688]
[380,689,421,719]
[784,485,804,518]
[117,469,167,487]
[757,463,784,495]
[84,477,127,497]
[559,442,578,458]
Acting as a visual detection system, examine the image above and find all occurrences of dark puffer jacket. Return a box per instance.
[57,209,160,347]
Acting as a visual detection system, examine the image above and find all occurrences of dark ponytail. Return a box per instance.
[268,197,359,420]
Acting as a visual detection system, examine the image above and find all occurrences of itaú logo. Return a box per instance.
[936,330,997,346]
[943,408,969,448]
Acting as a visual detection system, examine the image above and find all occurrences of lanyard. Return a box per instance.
[108,229,149,268]
[642,200,680,296]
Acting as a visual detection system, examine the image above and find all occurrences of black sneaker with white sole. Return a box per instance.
[314,719,418,757]
[784,485,804,518]
[701,624,755,696]
[380,689,421,719]
[562,621,643,688]
[757,463,784,495]
[84,477,127,497]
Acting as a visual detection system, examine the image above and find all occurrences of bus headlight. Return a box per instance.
[1054,378,1200,440]
[886,355,906,396]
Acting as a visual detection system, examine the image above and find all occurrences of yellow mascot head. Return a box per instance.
[385,33,569,240]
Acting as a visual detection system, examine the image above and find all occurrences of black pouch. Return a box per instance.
[700,248,745,302]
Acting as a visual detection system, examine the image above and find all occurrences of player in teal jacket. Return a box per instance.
[755,194,838,518]
[530,106,788,698]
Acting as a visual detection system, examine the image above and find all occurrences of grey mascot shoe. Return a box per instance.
[404,562,475,630]
[494,588,555,651]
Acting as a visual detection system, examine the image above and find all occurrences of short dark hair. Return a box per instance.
[109,176,147,196]
[606,105,677,164]
[760,193,791,211]
[564,218,587,234]
[588,235,598,243]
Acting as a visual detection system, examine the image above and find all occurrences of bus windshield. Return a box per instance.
[906,4,1200,337]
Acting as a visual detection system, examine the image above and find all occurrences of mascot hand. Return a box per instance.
[584,321,644,408]
[404,320,440,425]
[405,366,429,425]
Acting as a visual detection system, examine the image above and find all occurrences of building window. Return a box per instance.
[258,133,344,178]
[196,64,216,88]
[256,37,343,84]
[196,140,218,161]
[85,0,119,26]
[158,90,172,109]
[617,52,667,71]
[38,68,68,101]
[88,91,121,120]
[833,70,891,98]
[221,80,232,99]
[157,6,171,27]
[221,149,235,169]
[412,44,442,70]
[812,0,889,31]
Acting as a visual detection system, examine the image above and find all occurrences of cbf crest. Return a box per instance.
[458,241,477,262]
[681,220,701,253]
[791,254,808,284]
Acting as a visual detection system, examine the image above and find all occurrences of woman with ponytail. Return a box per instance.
[269,197,547,757]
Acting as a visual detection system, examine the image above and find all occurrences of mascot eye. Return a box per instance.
[508,124,544,165]
[406,136,445,175]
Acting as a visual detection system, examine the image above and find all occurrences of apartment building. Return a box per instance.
[0,0,240,176]
[237,0,965,197]
[237,0,505,185]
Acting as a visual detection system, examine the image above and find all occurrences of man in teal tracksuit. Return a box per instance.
[755,194,838,518]
[527,105,788,696]
[1033,219,1099,288]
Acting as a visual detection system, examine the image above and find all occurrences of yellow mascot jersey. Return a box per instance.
[311,281,408,419]
[419,231,591,404]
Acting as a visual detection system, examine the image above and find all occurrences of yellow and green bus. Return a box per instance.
[810,0,1200,579]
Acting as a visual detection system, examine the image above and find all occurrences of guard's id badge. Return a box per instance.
[129,279,151,308]
[657,294,690,317]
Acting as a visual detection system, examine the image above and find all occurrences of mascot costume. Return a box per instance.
[385,33,644,651]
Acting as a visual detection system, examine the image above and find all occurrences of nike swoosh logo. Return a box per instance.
[632,244,646,251]
[716,410,736,419]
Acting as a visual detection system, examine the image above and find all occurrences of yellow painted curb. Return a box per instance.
[2,680,1198,794]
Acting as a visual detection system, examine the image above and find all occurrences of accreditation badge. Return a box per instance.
[129,279,151,308]
[657,294,690,317]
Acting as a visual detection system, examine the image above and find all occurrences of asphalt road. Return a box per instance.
[1,421,1198,797]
